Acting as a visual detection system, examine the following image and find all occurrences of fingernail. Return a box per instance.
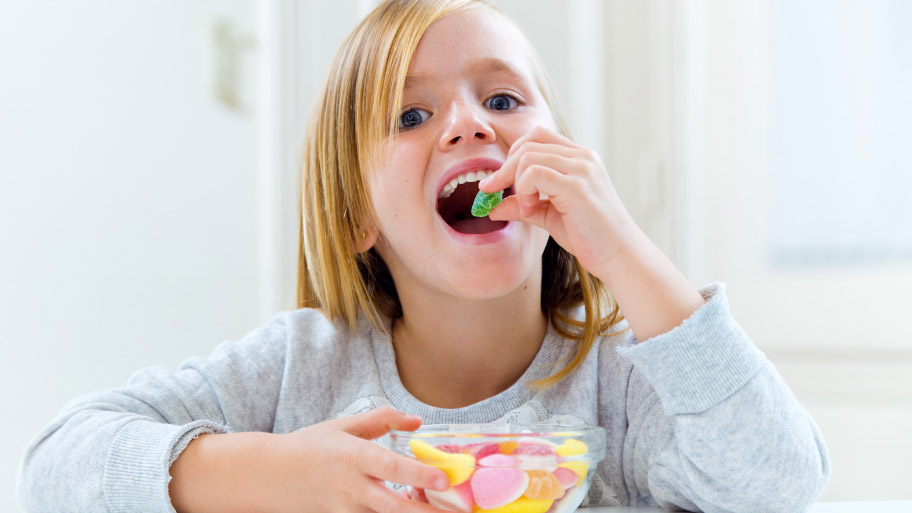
[435,477,449,491]
[478,177,490,188]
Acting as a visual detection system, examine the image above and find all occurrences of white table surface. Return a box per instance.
[581,501,912,512]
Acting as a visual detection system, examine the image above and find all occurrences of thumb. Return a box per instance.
[488,196,548,229]
[330,406,423,440]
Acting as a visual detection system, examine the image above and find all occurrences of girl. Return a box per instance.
[18,1,830,512]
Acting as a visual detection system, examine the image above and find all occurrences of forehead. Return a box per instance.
[407,7,534,81]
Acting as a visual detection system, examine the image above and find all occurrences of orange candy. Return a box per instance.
[498,441,519,454]
[522,470,565,500]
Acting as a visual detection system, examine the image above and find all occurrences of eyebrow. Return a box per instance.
[404,57,528,88]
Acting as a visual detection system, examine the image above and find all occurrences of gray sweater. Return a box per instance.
[17,283,830,512]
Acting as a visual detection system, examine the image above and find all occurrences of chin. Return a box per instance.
[447,262,539,301]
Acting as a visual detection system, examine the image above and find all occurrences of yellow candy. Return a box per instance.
[408,439,475,486]
[474,497,553,513]
[555,439,587,457]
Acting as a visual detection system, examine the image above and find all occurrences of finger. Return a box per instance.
[487,195,519,221]
[363,481,450,513]
[479,141,579,194]
[511,151,578,204]
[514,164,576,217]
[488,195,551,229]
[358,443,450,492]
[506,126,580,161]
[332,406,423,440]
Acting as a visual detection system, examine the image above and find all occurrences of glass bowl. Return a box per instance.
[390,423,606,513]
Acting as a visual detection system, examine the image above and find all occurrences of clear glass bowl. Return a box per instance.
[390,423,606,513]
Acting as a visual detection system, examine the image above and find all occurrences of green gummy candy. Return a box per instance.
[471,189,503,217]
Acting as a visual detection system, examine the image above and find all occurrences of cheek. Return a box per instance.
[369,178,407,235]
[369,166,426,232]
[503,109,559,142]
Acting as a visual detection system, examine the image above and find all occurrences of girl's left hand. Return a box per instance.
[479,126,638,277]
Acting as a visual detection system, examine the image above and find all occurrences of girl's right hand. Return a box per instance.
[264,406,450,512]
[170,406,450,513]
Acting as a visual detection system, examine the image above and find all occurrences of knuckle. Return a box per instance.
[518,151,534,168]
[373,405,395,417]
[378,499,399,513]
[367,488,399,513]
[585,148,601,164]
[339,446,361,470]
[339,485,357,503]
[378,455,401,479]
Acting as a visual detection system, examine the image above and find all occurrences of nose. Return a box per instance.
[438,100,495,151]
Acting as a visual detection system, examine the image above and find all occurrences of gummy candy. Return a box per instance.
[552,467,579,489]
[523,470,565,500]
[404,436,592,513]
[409,439,475,485]
[475,496,554,513]
[425,481,474,513]
[471,465,528,509]
[471,190,503,217]
[555,439,587,457]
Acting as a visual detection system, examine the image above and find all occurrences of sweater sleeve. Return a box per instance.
[17,313,290,513]
[616,283,831,513]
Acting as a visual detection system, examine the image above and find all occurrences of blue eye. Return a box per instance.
[486,94,517,111]
[399,108,430,129]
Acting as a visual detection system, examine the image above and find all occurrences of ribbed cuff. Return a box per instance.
[103,419,227,513]
[616,282,767,415]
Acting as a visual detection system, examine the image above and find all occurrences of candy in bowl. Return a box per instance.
[390,423,606,513]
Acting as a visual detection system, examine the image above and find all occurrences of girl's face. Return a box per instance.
[367,7,554,302]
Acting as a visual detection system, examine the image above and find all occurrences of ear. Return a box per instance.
[354,226,379,253]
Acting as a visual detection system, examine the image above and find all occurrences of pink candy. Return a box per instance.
[425,481,474,513]
[553,467,579,489]
[513,442,559,472]
[462,442,501,460]
[404,435,592,513]
[471,457,530,510]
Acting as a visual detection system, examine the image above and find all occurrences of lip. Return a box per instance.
[435,157,504,197]
[438,216,513,245]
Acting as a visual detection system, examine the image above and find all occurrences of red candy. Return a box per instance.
[436,444,464,454]
[513,443,555,456]
[462,442,501,460]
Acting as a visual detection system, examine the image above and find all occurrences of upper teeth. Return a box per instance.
[439,170,493,198]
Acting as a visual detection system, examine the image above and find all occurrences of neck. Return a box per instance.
[391,276,548,409]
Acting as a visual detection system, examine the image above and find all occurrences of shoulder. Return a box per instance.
[544,304,636,396]
[553,303,635,364]
[281,307,346,343]
[182,307,361,371]
[279,307,382,369]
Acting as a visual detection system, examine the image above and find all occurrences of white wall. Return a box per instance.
[599,0,912,501]
[0,2,262,511]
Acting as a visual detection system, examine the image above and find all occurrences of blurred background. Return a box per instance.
[1,0,910,511]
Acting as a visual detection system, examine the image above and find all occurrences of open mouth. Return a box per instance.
[437,173,514,234]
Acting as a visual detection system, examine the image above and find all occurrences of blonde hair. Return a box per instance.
[297,0,624,389]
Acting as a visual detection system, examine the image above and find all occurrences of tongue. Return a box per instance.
[451,216,507,234]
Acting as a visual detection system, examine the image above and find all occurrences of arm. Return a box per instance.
[17,315,291,513]
[167,408,451,513]
[18,314,450,513]
[479,126,704,342]
[618,284,831,512]
[481,127,829,510]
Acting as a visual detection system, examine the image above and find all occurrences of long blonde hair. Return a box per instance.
[297,0,624,389]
